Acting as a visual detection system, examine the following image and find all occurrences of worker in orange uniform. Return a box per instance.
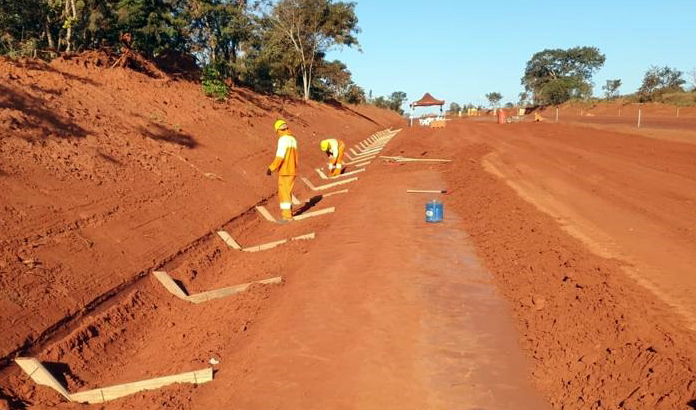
[320,138,345,177]
[266,119,298,223]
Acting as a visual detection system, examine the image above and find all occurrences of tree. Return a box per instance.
[504,102,513,108]
[186,0,253,74]
[638,66,685,102]
[266,0,360,100]
[448,102,461,114]
[371,91,406,114]
[115,0,188,56]
[485,92,502,108]
[373,96,389,109]
[602,79,622,99]
[314,59,352,99]
[342,84,365,104]
[521,46,605,105]
[388,91,406,114]
[518,91,529,106]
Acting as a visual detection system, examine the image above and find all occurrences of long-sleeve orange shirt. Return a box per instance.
[268,131,298,176]
[322,138,345,166]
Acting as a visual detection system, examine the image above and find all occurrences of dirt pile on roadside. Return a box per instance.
[0,54,400,381]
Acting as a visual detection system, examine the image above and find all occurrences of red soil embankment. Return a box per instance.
[0,56,401,367]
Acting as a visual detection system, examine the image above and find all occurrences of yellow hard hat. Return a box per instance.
[320,140,330,151]
[274,119,287,131]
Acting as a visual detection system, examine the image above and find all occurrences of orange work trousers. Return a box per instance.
[330,145,345,176]
[278,175,295,220]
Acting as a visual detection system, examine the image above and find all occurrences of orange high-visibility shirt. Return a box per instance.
[268,132,298,176]
[323,138,345,165]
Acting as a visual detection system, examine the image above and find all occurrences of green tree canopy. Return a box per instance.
[638,66,685,102]
[602,79,622,99]
[522,46,605,105]
[266,0,360,100]
[485,92,502,107]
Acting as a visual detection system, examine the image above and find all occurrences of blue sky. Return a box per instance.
[327,0,696,110]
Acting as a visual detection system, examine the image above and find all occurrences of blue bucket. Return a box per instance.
[425,200,443,223]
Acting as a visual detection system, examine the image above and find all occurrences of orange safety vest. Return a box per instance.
[323,138,345,165]
[268,130,298,176]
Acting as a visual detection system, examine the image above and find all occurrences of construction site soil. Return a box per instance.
[2,56,696,409]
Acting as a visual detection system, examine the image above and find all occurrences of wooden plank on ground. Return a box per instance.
[14,358,213,404]
[357,147,382,155]
[315,168,329,180]
[313,177,358,190]
[345,156,376,165]
[301,176,357,191]
[323,189,349,197]
[216,231,242,250]
[380,156,451,163]
[333,168,365,178]
[255,205,276,222]
[154,271,282,302]
[187,277,283,303]
[15,358,71,400]
[406,189,447,193]
[242,232,315,252]
[293,207,335,221]
[153,271,189,300]
[69,368,213,404]
[300,177,317,190]
[292,194,301,205]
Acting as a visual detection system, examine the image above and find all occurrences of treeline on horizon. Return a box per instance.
[0,0,404,108]
[454,46,696,114]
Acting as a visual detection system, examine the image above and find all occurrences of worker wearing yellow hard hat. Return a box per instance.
[319,138,345,177]
[266,119,298,223]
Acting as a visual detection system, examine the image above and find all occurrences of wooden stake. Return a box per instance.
[216,231,242,250]
[255,205,276,222]
[637,108,642,128]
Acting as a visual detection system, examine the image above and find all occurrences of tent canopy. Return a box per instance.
[410,93,445,107]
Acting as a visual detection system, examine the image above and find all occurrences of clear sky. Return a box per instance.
[327,0,696,111]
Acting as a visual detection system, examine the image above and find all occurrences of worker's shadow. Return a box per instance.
[293,195,324,216]
[43,361,81,387]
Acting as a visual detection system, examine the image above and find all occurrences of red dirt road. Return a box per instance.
[384,121,696,408]
[197,167,549,410]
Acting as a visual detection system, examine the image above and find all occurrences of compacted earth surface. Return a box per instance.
[2,56,696,409]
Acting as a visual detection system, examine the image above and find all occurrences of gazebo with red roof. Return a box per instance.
[409,93,445,126]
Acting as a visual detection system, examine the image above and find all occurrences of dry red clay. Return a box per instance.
[3,54,696,409]
[0,55,399,408]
